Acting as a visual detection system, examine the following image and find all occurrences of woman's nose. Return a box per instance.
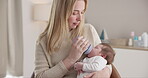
[76,13,82,21]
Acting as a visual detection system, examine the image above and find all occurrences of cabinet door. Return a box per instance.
[113,48,148,78]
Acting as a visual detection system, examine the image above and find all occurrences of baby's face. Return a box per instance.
[87,44,103,58]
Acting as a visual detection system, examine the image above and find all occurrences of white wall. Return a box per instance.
[86,0,148,39]
[21,0,51,77]
[113,48,148,77]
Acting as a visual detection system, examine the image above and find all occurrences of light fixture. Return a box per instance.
[33,3,52,22]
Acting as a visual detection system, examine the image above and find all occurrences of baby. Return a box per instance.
[74,43,115,78]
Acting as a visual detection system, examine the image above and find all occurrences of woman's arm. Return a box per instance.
[83,66,111,78]
[63,36,90,70]
[35,36,90,78]
[35,42,68,78]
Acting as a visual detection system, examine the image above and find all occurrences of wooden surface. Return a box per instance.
[111,45,148,51]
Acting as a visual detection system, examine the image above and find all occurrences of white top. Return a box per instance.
[77,56,107,78]
[83,56,107,72]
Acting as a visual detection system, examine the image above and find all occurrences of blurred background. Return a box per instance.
[0,0,148,78]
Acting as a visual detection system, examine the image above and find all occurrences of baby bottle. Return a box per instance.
[84,45,92,54]
[73,37,92,54]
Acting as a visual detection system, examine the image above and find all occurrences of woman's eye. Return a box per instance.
[72,11,85,15]
[73,12,78,15]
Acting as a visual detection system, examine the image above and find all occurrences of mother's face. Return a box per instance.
[68,0,85,31]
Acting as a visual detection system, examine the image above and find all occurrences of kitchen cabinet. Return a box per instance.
[113,48,148,78]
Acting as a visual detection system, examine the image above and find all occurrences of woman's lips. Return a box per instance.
[70,22,80,31]
[73,22,79,26]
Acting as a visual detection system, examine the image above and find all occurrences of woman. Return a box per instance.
[34,0,111,78]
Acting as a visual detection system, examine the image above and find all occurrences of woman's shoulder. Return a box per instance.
[36,34,47,46]
[84,23,98,34]
[84,23,94,28]
[84,23,96,32]
[84,23,101,46]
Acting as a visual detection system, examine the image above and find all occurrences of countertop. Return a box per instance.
[111,45,148,51]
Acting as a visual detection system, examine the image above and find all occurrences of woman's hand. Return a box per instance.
[83,66,111,78]
[68,36,90,62]
[63,36,90,70]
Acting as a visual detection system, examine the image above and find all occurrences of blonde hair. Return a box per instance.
[40,0,88,54]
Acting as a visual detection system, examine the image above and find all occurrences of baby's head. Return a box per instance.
[88,43,115,64]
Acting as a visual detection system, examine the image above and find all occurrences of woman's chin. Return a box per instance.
[71,26,77,29]
[69,24,79,31]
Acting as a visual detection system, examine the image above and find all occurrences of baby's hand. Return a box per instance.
[77,70,83,75]
[74,62,83,71]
